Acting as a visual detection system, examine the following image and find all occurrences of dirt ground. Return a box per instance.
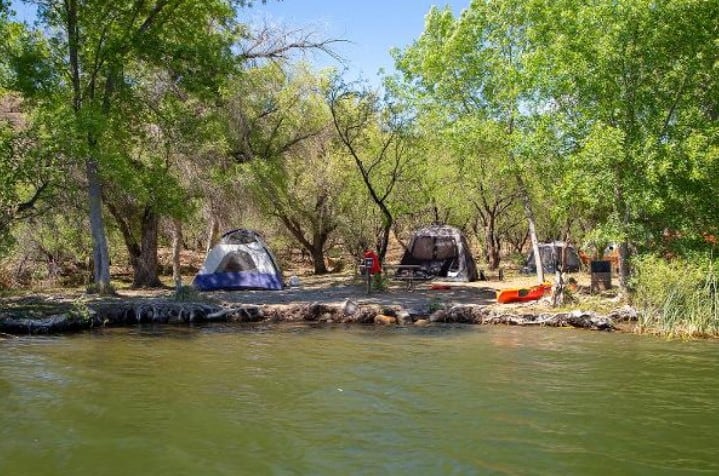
[108,269,606,313]
[1,265,616,319]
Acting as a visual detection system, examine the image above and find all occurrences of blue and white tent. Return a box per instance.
[193,229,283,291]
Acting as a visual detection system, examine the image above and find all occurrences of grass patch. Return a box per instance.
[632,255,719,338]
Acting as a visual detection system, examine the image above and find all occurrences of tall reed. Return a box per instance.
[632,255,719,338]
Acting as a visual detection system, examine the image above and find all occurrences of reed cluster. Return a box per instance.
[632,255,719,338]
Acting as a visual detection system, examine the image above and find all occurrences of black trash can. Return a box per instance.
[590,260,612,292]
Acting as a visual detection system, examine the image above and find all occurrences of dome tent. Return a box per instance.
[193,229,283,291]
[398,225,478,281]
[521,241,581,274]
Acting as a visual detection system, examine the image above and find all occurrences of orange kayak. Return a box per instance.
[496,282,552,304]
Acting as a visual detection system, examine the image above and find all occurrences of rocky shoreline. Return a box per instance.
[0,298,638,335]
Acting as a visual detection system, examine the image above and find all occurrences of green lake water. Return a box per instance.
[1,324,718,475]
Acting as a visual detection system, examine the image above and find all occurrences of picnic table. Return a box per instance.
[382,264,433,292]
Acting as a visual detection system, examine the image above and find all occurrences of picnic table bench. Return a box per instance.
[357,260,435,292]
[383,264,433,292]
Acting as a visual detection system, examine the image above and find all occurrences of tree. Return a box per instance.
[529,0,719,290]
[0,15,58,255]
[229,64,353,274]
[0,95,52,253]
[22,0,247,292]
[98,65,217,288]
[328,80,414,262]
[243,134,352,274]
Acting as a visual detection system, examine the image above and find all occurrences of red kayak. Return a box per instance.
[496,282,552,304]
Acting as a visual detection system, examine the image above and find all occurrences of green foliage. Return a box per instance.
[390,0,549,271]
[0,17,56,97]
[173,285,201,302]
[2,0,718,298]
[328,78,420,260]
[227,63,355,272]
[530,0,719,245]
[0,97,60,256]
[70,297,92,323]
[428,296,445,313]
[391,0,719,279]
[507,251,526,267]
[371,272,389,292]
[632,255,719,338]
[17,0,253,288]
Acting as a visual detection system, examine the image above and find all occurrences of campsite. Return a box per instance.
[0,229,633,335]
[0,219,630,335]
[2,0,718,338]
[2,2,719,475]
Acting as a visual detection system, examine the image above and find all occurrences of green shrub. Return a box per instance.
[70,297,93,323]
[428,296,445,313]
[632,255,719,338]
[507,252,526,267]
[372,273,389,292]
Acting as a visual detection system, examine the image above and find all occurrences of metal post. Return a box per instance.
[365,257,373,294]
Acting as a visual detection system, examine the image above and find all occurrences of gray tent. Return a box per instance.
[522,242,581,274]
[398,225,478,281]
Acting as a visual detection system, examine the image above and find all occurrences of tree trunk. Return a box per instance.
[68,1,112,294]
[509,230,529,255]
[526,210,544,283]
[507,111,543,283]
[172,218,183,289]
[377,219,392,264]
[485,217,501,271]
[86,158,113,293]
[308,226,331,275]
[516,176,544,283]
[614,173,631,296]
[551,229,570,307]
[618,240,631,294]
[277,215,333,275]
[206,215,220,255]
[130,208,162,288]
[310,245,329,275]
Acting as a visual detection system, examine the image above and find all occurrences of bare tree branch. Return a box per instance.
[239,25,347,65]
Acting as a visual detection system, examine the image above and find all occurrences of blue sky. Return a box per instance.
[244,0,469,81]
[9,0,469,83]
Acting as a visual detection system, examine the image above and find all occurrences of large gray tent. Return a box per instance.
[398,225,478,281]
[522,242,581,274]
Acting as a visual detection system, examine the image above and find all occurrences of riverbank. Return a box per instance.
[0,272,640,336]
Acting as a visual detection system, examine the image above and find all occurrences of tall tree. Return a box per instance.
[391,2,549,282]
[529,0,719,290]
[25,0,245,292]
[328,81,414,262]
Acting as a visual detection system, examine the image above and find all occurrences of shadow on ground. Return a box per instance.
[208,276,498,311]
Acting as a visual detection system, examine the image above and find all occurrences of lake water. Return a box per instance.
[1,324,718,475]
